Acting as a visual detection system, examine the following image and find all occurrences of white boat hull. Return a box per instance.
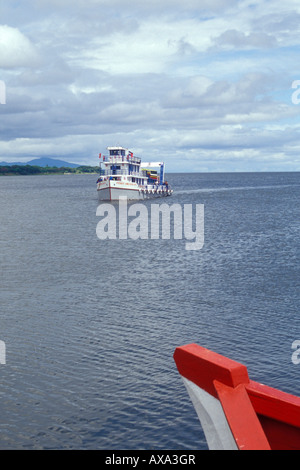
[97,182,172,201]
[181,377,238,450]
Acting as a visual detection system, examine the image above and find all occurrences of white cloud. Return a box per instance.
[0,25,40,68]
[66,17,212,75]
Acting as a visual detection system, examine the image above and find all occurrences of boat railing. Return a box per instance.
[104,156,141,165]
[145,184,168,191]
[100,169,147,177]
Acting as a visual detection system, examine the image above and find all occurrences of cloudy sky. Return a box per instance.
[1,0,300,171]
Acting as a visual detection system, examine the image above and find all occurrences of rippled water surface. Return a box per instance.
[0,172,299,449]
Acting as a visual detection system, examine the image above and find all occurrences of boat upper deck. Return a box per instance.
[103,146,141,165]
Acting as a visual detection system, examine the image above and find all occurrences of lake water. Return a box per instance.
[0,172,299,449]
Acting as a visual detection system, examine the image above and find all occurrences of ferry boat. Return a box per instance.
[174,343,300,450]
[96,146,173,201]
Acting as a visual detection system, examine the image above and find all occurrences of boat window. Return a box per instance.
[109,149,126,156]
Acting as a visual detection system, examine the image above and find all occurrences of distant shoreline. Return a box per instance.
[0,165,99,176]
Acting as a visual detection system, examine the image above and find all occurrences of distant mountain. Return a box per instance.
[0,157,81,168]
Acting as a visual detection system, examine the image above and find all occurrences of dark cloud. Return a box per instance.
[212,29,278,49]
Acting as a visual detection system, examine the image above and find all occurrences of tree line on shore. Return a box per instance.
[0,165,99,176]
